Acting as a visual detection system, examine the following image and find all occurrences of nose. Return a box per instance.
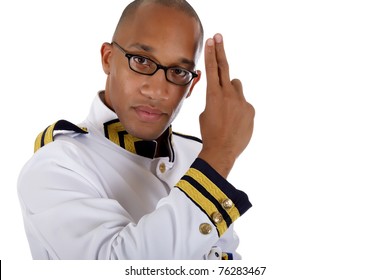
[140,69,169,101]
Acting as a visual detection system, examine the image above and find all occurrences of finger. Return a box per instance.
[204,38,220,90]
[231,78,245,99]
[231,78,242,93]
[214,33,231,86]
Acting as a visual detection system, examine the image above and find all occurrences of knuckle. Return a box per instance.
[219,60,229,69]
[206,65,218,72]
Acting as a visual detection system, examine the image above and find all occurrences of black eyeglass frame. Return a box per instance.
[111,41,198,86]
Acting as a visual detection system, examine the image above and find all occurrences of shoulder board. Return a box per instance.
[172,131,202,143]
[34,119,88,153]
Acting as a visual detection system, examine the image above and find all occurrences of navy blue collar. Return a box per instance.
[103,119,174,161]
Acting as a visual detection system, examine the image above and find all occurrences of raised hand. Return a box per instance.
[198,33,255,178]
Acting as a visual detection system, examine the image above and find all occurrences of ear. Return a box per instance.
[185,70,202,98]
[101,42,113,75]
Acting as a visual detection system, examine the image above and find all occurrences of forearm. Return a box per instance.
[116,157,251,259]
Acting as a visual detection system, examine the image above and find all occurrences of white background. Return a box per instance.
[1,0,390,279]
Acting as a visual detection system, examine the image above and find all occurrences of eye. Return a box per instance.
[170,68,190,78]
[133,55,151,65]
[130,55,156,73]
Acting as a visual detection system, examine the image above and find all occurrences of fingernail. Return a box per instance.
[214,33,223,44]
[206,38,214,46]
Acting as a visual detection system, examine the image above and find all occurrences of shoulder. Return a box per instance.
[172,131,202,144]
[23,119,91,175]
[20,119,92,181]
[171,131,203,160]
[34,119,88,153]
[19,121,96,199]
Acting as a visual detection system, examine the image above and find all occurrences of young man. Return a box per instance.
[18,0,255,259]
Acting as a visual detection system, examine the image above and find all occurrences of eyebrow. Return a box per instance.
[128,43,154,52]
[127,43,196,69]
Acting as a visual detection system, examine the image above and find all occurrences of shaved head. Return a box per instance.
[113,0,204,48]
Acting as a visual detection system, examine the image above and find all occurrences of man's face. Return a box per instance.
[101,4,202,140]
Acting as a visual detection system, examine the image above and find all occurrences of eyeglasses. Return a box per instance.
[112,41,198,86]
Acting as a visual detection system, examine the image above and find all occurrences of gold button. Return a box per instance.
[199,223,212,235]
[222,199,233,210]
[159,163,166,173]
[211,212,223,224]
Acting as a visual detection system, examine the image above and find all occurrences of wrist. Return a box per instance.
[198,149,235,178]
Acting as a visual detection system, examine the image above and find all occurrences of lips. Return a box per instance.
[134,106,165,122]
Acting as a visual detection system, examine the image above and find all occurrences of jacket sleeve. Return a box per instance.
[18,142,251,260]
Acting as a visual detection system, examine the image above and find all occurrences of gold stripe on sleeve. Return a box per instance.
[176,180,228,236]
[186,168,241,223]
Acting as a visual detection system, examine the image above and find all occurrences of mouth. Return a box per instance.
[133,106,165,122]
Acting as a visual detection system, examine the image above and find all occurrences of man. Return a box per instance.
[18,0,255,259]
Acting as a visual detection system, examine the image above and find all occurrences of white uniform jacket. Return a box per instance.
[18,92,252,260]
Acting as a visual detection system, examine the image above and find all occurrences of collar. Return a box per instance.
[103,118,174,161]
[86,91,175,161]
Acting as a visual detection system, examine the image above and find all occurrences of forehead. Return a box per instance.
[115,3,202,64]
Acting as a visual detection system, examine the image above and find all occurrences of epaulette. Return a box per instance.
[34,120,88,153]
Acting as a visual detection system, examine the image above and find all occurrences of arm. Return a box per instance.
[18,142,250,259]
